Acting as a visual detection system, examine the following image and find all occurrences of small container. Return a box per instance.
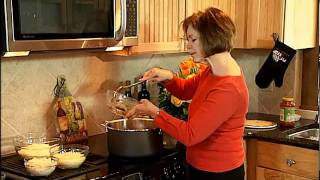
[13,133,60,159]
[24,156,57,176]
[50,144,89,169]
[280,97,296,127]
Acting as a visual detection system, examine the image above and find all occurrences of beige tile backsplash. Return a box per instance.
[1,49,300,154]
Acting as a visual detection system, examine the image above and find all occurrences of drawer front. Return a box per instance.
[256,141,318,179]
[256,167,314,180]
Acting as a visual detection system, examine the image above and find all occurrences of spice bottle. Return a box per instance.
[280,97,296,127]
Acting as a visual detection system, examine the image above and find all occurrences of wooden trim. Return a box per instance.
[299,105,318,111]
[246,139,257,180]
[294,50,303,108]
[301,48,319,110]
[129,42,183,53]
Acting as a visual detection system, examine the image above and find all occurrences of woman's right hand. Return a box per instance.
[125,99,159,119]
[140,68,173,82]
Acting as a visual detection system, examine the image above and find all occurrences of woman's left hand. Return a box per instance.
[126,99,160,119]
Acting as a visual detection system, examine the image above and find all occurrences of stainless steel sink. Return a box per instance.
[288,128,319,141]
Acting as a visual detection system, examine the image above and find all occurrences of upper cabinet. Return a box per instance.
[128,0,186,54]
[185,0,247,48]
[247,0,317,49]
[115,0,317,56]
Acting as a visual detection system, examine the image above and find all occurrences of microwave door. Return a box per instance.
[3,0,126,52]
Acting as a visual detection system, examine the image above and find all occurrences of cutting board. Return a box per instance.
[245,120,277,129]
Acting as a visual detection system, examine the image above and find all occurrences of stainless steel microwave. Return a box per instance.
[1,0,138,56]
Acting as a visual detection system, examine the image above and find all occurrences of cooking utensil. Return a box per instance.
[101,118,163,157]
[114,80,147,95]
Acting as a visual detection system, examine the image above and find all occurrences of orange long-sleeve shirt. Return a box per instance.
[154,67,249,172]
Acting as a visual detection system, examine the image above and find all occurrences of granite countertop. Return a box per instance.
[245,113,319,150]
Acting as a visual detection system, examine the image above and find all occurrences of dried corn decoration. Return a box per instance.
[53,75,88,144]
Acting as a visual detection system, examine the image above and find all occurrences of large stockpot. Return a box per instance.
[103,118,163,158]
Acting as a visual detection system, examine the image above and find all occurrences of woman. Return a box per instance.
[126,7,248,180]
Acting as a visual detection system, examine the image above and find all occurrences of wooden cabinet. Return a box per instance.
[246,140,319,180]
[247,0,317,49]
[185,0,246,48]
[113,0,317,56]
[129,0,186,54]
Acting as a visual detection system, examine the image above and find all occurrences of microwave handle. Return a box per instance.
[115,0,127,41]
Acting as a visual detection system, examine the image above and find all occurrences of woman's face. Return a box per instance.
[186,25,206,62]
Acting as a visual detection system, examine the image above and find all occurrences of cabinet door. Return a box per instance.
[283,0,317,49]
[247,0,317,49]
[247,0,285,48]
[185,0,246,48]
[256,167,313,180]
[130,0,186,53]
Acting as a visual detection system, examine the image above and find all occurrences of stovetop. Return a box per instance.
[1,153,107,180]
[1,134,186,180]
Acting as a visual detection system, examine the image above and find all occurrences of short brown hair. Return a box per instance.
[182,7,235,57]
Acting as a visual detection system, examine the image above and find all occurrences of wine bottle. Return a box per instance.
[138,81,150,100]
[124,80,132,97]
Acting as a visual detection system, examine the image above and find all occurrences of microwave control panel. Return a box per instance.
[125,0,137,37]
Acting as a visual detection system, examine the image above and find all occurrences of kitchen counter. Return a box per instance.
[245,113,318,150]
[2,113,317,179]
[90,113,319,152]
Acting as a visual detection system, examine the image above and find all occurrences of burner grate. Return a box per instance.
[1,154,105,180]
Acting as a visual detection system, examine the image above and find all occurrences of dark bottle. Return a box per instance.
[138,81,150,100]
[124,80,132,97]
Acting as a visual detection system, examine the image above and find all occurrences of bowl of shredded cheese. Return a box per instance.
[14,133,60,159]
[50,144,89,169]
[24,156,58,176]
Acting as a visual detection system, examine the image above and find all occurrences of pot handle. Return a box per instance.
[100,122,108,132]
[101,120,111,127]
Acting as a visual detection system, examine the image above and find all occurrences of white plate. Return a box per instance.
[245,120,277,129]
[245,124,277,129]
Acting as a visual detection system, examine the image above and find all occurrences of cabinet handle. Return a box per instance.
[286,159,296,167]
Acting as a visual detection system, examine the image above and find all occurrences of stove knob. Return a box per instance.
[162,167,170,179]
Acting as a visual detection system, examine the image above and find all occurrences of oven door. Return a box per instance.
[3,0,126,52]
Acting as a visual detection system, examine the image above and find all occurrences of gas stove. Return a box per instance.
[1,134,186,180]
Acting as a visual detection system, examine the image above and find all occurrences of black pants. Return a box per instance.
[187,164,245,180]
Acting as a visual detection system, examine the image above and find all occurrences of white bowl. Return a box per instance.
[14,132,60,159]
[51,144,89,169]
[24,156,57,176]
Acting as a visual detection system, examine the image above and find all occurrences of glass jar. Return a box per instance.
[280,97,296,127]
